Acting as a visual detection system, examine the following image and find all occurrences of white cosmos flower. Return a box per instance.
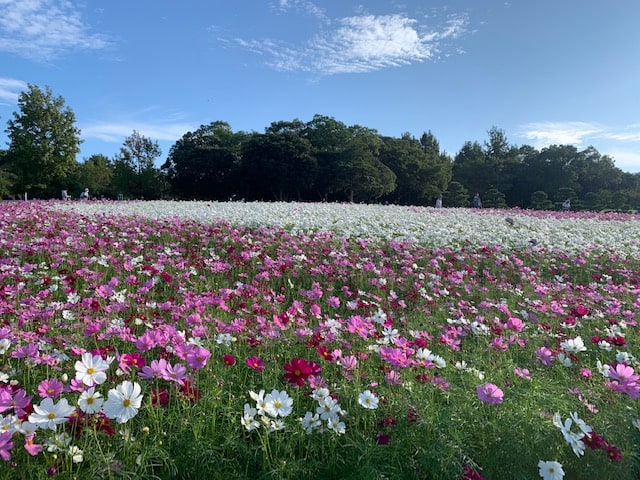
[263,390,293,418]
[358,389,379,410]
[326,414,346,434]
[69,445,84,463]
[241,403,260,431]
[103,381,143,423]
[29,398,76,431]
[78,387,104,414]
[538,460,564,480]
[74,353,111,387]
[300,411,322,434]
[316,396,343,420]
[560,336,586,353]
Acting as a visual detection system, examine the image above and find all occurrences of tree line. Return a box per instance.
[2,84,639,211]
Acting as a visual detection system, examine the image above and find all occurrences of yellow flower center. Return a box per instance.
[274,401,282,409]
[48,412,56,419]
[87,367,95,375]
[123,399,131,407]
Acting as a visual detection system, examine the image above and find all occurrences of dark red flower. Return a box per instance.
[606,444,622,463]
[375,431,391,445]
[151,388,169,407]
[462,465,484,480]
[180,380,202,403]
[283,358,320,387]
[222,354,237,366]
[583,431,607,450]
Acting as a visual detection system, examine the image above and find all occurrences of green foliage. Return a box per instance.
[74,154,114,199]
[114,131,165,199]
[162,121,246,200]
[4,84,81,197]
[239,128,317,201]
[443,181,469,207]
[482,187,507,208]
[530,190,554,210]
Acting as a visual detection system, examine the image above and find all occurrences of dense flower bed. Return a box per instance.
[53,200,640,254]
[0,200,638,479]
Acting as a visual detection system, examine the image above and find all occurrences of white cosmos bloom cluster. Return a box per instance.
[242,389,294,433]
[241,388,348,435]
[53,201,640,255]
[552,412,592,457]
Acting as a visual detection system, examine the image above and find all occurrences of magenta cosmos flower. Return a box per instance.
[477,383,504,405]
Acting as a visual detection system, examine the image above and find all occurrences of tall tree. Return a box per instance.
[443,180,469,207]
[114,131,163,199]
[4,84,81,197]
[302,115,352,201]
[239,127,317,201]
[380,133,451,206]
[76,154,114,199]
[337,125,395,203]
[163,121,245,200]
[118,130,161,174]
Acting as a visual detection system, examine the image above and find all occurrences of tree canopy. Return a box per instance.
[3,84,81,198]
[2,84,639,211]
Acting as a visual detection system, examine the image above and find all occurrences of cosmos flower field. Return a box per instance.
[0,200,639,479]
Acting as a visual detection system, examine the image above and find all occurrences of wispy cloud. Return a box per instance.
[231,7,468,75]
[0,0,111,61]
[272,0,328,22]
[518,121,604,147]
[519,121,640,148]
[81,119,195,145]
[0,77,27,103]
[518,121,640,172]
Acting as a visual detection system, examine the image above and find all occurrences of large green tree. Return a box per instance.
[113,130,164,199]
[163,121,245,200]
[337,126,395,203]
[75,154,114,199]
[4,84,81,198]
[379,132,451,206]
[239,125,317,201]
[302,115,352,201]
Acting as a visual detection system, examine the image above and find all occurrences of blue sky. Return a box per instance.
[1,0,639,172]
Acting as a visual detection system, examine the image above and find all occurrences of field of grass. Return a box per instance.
[0,200,638,479]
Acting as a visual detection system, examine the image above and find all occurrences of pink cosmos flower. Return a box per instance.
[0,431,14,461]
[246,356,265,372]
[139,358,169,380]
[160,362,188,385]
[506,317,524,332]
[184,346,212,370]
[477,383,504,405]
[536,346,555,366]
[514,367,531,380]
[24,433,42,456]
[37,378,64,399]
[608,363,639,383]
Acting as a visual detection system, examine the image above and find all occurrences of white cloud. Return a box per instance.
[272,0,327,22]
[518,121,604,147]
[81,120,195,144]
[518,121,640,173]
[605,150,640,173]
[0,77,27,102]
[0,0,110,60]
[232,11,468,75]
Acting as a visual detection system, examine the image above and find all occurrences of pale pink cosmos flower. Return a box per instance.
[37,379,64,399]
[536,347,554,366]
[476,383,504,405]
